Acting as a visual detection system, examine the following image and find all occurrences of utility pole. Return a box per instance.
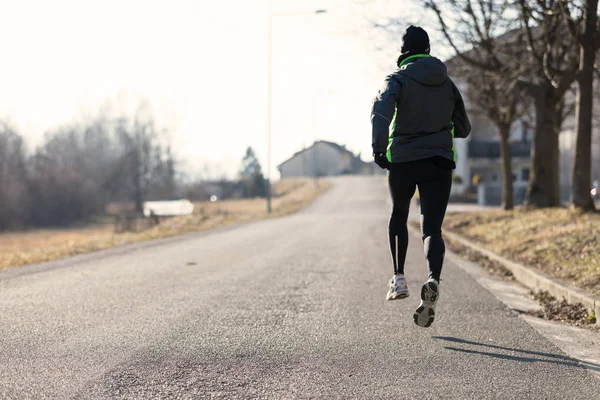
[266,3,273,213]
[266,5,327,213]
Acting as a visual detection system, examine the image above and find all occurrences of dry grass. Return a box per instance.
[444,208,600,296]
[529,290,597,328]
[0,179,331,270]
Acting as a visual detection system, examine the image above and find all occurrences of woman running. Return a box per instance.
[371,25,471,327]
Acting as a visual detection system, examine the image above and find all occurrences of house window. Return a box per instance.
[521,168,530,182]
[521,120,531,143]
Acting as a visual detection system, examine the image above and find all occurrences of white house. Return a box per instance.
[451,88,600,205]
[447,57,600,205]
[453,108,533,205]
[278,141,377,178]
[557,88,600,201]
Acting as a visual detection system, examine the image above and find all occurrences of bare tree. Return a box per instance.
[462,66,524,209]
[147,145,177,200]
[0,111,180,230]
[0,122,29,229]
[28,128,99,226]
[114,117,164,213]
[374,1,524,208]
[422,0,580,207]
[421,0,524,210]
[559,0,599,211]
[516,0,580,207]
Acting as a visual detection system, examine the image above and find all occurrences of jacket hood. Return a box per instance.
[398,56,447,86]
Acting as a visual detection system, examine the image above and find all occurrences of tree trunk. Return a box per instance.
[571,0,598,211]
[524,85,561,208]
[134,180,144,214]
[499,124,514,210]
[553,101,564,204]
[134,150,144,214]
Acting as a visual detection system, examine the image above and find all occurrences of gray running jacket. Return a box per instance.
[371,55,471,165]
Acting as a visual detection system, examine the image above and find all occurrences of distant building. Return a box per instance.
[558,88,600,202]
[447,40,600,206]
[278,141,378,179]
[444,55,535,205]
[450,84,600,205]
[453,111,533,205]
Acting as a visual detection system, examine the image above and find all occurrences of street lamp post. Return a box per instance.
[266,5,327,214]
[266,7,273,214]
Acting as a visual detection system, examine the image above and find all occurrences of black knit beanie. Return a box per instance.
[400,25,430,55]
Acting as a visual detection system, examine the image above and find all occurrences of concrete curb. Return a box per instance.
[441,229,599,319]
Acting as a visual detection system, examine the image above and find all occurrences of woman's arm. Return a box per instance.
[451,80,471,139]
[371,75,401,154]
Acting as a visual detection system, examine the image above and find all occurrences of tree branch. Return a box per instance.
[421,0,502,71]
[518,0,546,64]
[558,0,582,43]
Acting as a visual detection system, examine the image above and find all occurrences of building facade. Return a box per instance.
[278,141,376,179]
[447,50,600,206]
[453,112,532,205]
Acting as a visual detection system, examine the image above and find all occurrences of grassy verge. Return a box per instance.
[444,235,597,329]
[0,179,331,270]
[444,208,600,296]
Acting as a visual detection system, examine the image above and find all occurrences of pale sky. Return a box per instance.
[0,0,435,180]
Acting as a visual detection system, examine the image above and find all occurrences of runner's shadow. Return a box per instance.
[433,336,600,372]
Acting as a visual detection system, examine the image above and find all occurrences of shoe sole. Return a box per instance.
[387,292,409,301]
[413,305,435,327]
[413,282,438,327]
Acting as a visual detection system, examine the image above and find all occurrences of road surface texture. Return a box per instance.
[1,176,599,399]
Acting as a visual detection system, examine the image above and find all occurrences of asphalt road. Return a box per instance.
[1,176,598,399]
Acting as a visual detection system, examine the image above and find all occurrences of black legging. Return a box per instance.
[388,157,452,281]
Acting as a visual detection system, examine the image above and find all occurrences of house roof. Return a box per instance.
[318,140,355,156]
[277,141,363,170]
